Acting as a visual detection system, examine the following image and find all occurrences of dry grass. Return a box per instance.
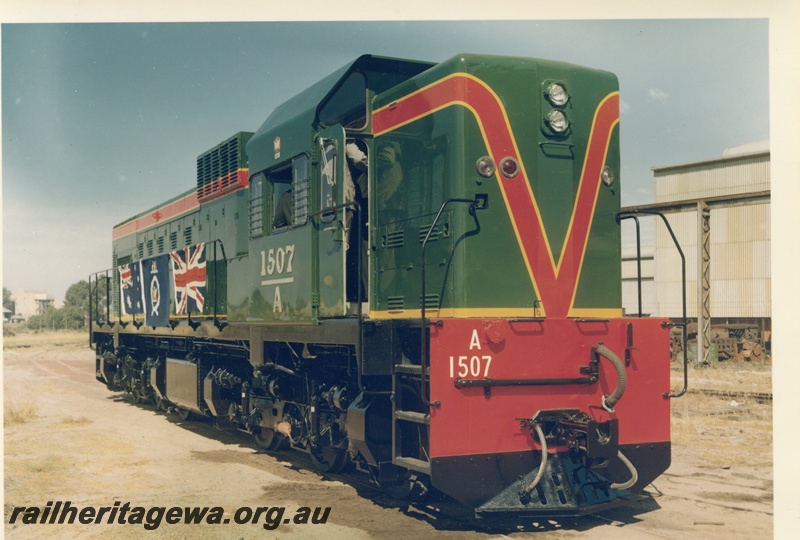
[2,329,88,350]
[61,415,92,425]
[671,362,772,468]
[4,400,38,426]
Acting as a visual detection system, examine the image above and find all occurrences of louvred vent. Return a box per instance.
[196,132,254,202]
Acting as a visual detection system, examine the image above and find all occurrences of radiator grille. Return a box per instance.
[196,132,254,202]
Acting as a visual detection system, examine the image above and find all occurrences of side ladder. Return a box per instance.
[391,363,431,476]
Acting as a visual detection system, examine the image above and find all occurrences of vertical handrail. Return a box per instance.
[306,199,373,393]
[89,273,94,349]
[89,268,114,349]
[618,214,643,317]
[419,198,478,408]
[617,209,688,399]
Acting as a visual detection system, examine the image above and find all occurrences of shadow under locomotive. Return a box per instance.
[107,391,663,534]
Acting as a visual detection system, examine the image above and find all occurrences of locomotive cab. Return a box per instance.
[244,55,434,321]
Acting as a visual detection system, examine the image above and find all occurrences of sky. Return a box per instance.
[1,17,772,300]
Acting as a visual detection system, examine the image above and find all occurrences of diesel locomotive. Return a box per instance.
[90,53,678,517]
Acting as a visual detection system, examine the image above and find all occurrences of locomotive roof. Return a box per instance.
[247,54,434,174]
[112,186,197,232]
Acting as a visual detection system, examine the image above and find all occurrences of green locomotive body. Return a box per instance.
[91,53,672,517]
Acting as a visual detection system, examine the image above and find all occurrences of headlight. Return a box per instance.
[476,156,496,178]
[601,166,615,187]
[547,109,569,133]
[546,83,569,106]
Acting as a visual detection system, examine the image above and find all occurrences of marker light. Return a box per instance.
[601,166,615,187]
[476,156,496,178]
[546,83,569,106]
[499,157,520,178]
[547,109,569,133]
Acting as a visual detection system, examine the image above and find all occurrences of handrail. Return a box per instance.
[308,198,374,395]
[617,215,643,317]
[617,209,688,399]
[419,197,481,408]
[88,268,114,350]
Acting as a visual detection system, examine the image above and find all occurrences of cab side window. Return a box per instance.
[248,173,265,238]
[318,72,367,130]
[269,155,310,233]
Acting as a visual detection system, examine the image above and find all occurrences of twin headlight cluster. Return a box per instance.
[474,80,614,187]
[545,82,570,134]
[474,81,570,180]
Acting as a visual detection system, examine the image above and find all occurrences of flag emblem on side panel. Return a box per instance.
[119,263,143,315]
[142,254,170,327]
[171,242,207,314]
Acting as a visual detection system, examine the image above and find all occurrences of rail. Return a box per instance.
[88,268,114,350]
[307,199,374,395]
[88,238,229,339]
[419,197,483,408]
[617,214,643,317]
[617,209,688,399]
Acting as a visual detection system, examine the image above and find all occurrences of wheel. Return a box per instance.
[174,408,193,421]
[382,471,430,501]
[132,387,150,405]
[253,428,287,451]
[153,395,166,412]
[309,445,348,473]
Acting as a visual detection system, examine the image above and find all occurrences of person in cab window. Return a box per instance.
[343,139,368,249]
[273,188,292,229]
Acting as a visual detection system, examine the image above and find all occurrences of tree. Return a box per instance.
[64,280,90,317]
[3,287,14,315]
[23,279,102,330]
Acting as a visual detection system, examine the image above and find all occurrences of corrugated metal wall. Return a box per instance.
[653,153,770,318]
[655,153,770,202]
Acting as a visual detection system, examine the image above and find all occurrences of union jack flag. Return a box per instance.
[170,242,207,314]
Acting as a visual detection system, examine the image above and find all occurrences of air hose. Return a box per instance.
[519,423,548,501]
[593,343,627,413]
[610,450,639,490]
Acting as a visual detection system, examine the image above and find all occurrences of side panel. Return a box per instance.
[248,228,312,322]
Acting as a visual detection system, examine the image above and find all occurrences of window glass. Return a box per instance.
[318,72,367,130]
[268,156,310,232]
[269,164,292,231]
[292,155,310,225]
[248,173,264,238]
[319,139,337,221]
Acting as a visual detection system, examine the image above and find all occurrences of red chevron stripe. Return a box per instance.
[373,76,620,317]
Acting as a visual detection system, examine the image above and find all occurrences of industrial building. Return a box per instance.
[9,289,60,322]
[621,141,770,363]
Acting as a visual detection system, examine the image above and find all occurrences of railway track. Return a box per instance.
[687,387,772,404]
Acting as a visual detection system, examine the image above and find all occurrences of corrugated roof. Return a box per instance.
[652,150,769,173]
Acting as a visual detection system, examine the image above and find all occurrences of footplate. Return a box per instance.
[475,454,631,517]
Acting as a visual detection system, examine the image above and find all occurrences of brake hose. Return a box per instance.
[593,343,627,413]
[519,423,548,500]
[610,450,638,490]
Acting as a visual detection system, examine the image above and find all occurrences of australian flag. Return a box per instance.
[119,262,143,315]
[142,254,170,327]
[171,242,207,315]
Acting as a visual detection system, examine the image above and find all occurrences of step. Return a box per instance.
[395,410,430,424]
[394,456,431,475]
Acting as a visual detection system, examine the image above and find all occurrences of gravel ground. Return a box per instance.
[3,342,774,539]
